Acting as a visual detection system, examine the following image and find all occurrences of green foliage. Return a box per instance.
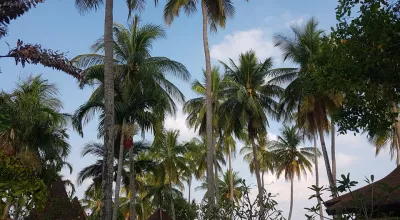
[162,196,198,220]
[72,18,189,137]
[326,0,400,136]
[198,180,285,220]
[0,152,47,216]
[0,75,70,181]
[271,126,316,181]
[196,170,244,204]
[219,50,283,139]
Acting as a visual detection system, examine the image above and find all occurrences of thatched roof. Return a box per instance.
[27,179,86,220]
[148,209,173,220]
[324,166,400,216]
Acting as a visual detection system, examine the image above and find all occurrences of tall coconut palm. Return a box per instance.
[183,148,196,203]
[240,134,275,188]
[163,0,236,206]
[72,70,173,220]
[183,67,225,201]
[220,133,237,209]
[219,50,284,208]
[218,171,244,205]
[77,140,154,219]
[196,170,244,204]
[150,130,189,220]
[74,0,117,217]
[73,17,189,220]
[188,136,226,207]
[273,18,341,189]
[187,136,226,182]
[271,126,316,220]
[76,141,151,188]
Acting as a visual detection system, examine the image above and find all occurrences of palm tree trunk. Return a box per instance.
[392,103,400,151]
[2,202,10,219]
[397,137,400,166]
[141,202,145,220]
[288,177,294,220]
[228,148,234,220]
[228,149,234,206]
[14,201,20,220]
[169,179,176,220]
[129,145,136,220]
[331,120,336,187]
[314,136,324,220]
[261,171,265,188]
[201,0,215,208]
[214,143,219,207]
[391,103,400,167]
[188,179,192,203]
[249,135,264,212]
[101,0,115,219]
[318,127,335,190]
[113,119,126,220]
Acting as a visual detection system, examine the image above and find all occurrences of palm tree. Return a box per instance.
[144,181,183,219]
[150,130,189,220]
[76,141,151,187]
[163,0,236,206]
[74,0,117,216]
[76,139,154,220]
[73,17,189,220]
[367,126,400,166]
[0,76,69,166]
[218,171,244,205]
[80,181,103,218]
[196,170,244,204]
[183,67,226,202]
[219,50,284,208]
[0,76,71,218]
[183,149,196,203]
[271,126,316,220]
[187,137,226,182]
[240,134,275,188]
[220,133,237,209]
[273,18,341,189]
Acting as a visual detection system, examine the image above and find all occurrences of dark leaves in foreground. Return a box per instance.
[0,0,44,38]
[2,40,82,79]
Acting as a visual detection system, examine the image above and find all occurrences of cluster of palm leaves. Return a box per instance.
[73,16,340,220]
[71,16,195,220]
[0,75,74,219]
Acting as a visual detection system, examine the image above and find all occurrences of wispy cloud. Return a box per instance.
[210,28,283,65]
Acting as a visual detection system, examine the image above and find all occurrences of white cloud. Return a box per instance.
[210,28,283,65]
[336,153,360,168]
[164,106,197,142]
[336,132,371,149]
[268,133,278,141]
[285,16,307,27]
[263,16,277,24]
[210,11,312,68]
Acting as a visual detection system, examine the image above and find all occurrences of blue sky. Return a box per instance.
[0,0,397,218]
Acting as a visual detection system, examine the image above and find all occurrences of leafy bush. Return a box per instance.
[0,151,47,218]
[198,180,285,220]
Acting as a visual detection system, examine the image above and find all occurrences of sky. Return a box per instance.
[0,0,397,218]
